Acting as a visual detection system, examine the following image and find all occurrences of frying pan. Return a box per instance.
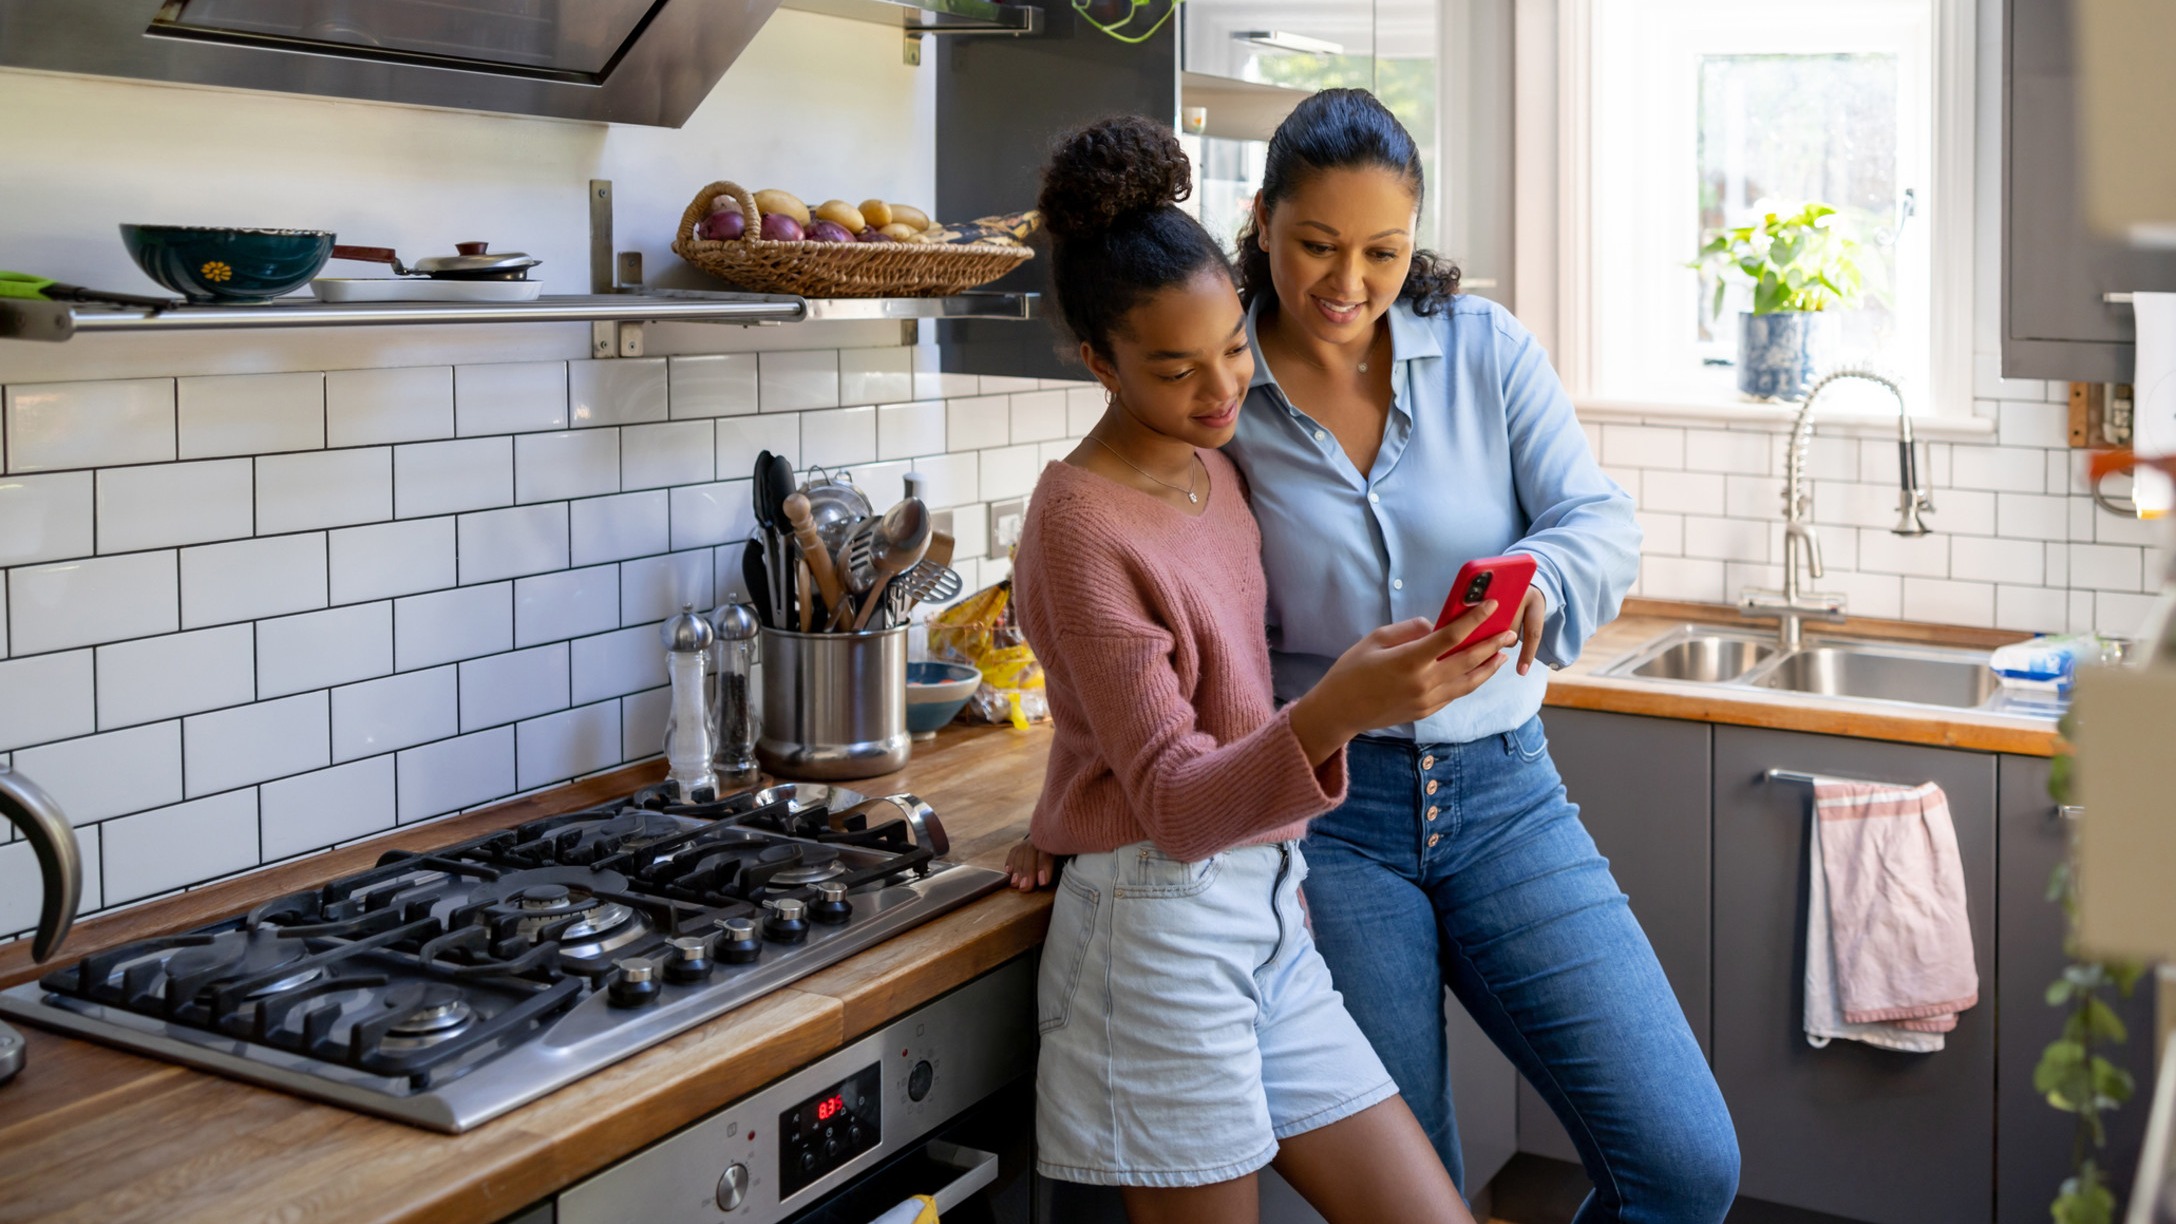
[329,241,540,281]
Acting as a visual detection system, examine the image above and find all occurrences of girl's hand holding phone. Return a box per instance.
[1289,602,1515,765]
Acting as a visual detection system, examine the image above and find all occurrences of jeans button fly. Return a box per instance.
[1425,779,1439,796]
[1421,754,1435,770]
[1428,832,1441,848]
[1426,806,1439,821]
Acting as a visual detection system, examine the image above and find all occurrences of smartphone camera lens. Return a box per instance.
[1464,572,1493,603]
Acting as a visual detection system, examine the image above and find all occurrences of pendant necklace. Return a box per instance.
[1088,433,1199,504]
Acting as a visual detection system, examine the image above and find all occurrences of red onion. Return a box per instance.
[759,213,804,242]
[697,209,746,241]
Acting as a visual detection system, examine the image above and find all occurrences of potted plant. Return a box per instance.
[1691,203,1868,400]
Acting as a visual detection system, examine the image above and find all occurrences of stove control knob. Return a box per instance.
[908,1059,935,1102]
[764,898,810,945]
[715,1162,750,1211]
[809,881,853,925]
[607,958,660,1007]
[714,917,762,964]
[665,935,715,983]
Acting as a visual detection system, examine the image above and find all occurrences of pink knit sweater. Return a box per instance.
[1012,453,1347,861]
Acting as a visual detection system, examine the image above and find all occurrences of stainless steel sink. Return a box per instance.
[1749,643,2001,708]
[1622,634,1777,683]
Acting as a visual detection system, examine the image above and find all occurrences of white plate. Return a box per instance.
[310,278,544,303]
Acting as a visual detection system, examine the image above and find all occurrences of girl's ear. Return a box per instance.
[1079,342,1122,398]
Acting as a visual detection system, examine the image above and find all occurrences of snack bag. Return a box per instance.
[929,578,1047,729]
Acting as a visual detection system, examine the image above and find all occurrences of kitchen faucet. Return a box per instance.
[1741,367,1933,649]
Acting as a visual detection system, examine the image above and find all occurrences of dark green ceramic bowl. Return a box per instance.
[118,225,335,304]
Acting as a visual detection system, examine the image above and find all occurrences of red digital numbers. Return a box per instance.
[815,1094,843,1122]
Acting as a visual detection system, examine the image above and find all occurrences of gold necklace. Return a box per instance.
[1088,433,1199,504]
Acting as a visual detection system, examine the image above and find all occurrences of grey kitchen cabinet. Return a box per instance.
[1515,709,1714,1166]
[1711,727,1997,1224]
[2003,0,2176,381]
[1994,755,2156,1224]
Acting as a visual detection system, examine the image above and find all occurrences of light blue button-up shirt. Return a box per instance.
[1225,294,1640,745]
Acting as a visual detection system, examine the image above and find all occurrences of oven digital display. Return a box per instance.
[779,1063,881,1197]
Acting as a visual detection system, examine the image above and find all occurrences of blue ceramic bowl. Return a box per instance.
[119,224,336,304]
[906,661,981,737]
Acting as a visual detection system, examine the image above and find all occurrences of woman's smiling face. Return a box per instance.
[1256,165,1418,345]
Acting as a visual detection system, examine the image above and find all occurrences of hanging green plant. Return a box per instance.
[1071,0,1179,45]
[2040,713,2145,1224]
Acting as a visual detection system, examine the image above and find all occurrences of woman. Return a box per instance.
[1004,114,1502,1224]
[1224,89,1740,1222]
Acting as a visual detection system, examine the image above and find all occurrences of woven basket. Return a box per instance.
[672,182,1033,298]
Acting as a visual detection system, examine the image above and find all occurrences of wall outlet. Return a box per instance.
[988,498,1026,560]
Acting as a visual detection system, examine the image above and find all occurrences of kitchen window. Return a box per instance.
[1558,0,1975,417]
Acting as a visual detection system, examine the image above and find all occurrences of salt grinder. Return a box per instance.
[661,605,718,803]
[708,602,762,788]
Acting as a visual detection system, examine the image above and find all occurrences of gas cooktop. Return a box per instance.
[0,782,1005,1132]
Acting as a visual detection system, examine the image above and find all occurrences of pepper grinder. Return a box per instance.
[661,605,718,803]
[708,602,762,788]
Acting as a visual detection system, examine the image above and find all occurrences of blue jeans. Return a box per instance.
[1300,717,1739,1223]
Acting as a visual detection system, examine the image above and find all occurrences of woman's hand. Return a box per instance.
[1006,837,1056,891]
[1515,585,1548,675]
[1289,601,1515,764]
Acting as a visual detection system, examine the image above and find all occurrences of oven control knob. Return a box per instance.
[809,881,853,924]
[715,1162,750,1211]
[764,898,809,944]
[908,1059,934,1102]
[607,958,660,1007]
[715,916,762,964]
[665,935,714,983]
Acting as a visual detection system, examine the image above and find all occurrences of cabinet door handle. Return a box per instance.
[1231,29,1345,55]
[2054,805,2085,822]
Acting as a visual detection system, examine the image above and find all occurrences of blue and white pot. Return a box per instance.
[1737,310,1838,400]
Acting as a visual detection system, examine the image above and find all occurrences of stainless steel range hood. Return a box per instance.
[0,0,784,127]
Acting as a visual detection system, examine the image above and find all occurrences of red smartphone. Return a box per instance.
[1433,554,1538,660]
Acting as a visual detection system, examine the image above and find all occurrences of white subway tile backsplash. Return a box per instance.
[183,690,329,797]
[5,379,174,473]
[1009,391,1069,444]
[978,376,1039,394]
[622,687,669,763]
[0,471,93,565]
[907,451,978,509]
[571,489,671,565]
[96,625,254,730]
[460,643,570,732]
[515,565,619,647]
[800,407,877,468]
[394,436,513,519]
[1681,516,1767,562]
[1902,576,1994,625]
[1997,584,2068,633]
[1950,445,2045,494]
[1950,535,2045,586]
[1639,555,1726,603]
[515,430,620,503]
[456,504,568,584]
[716,415,801,476]
[2095,504,2166,547]
[1819,571,1901,619]
[1723,562,1784,595]
[1035,441,1073,469]
[396,726,513,821]
[332,666,457,761]
[0,651,93,752]
[394,582,512,670]
[569,359,668,428]
[182,533,326,628]
[839,348,913,406]
[2069,543,2143,592]
[1602,424,1684,469]
[261,755,395,860]
[257,602,392,698]
[758,350,840,413]
[0,826,100,936]
[946,396,1009,448]
[516,700,621,789]
[877,401,946,461]
[177,372,323,459]
[668,354,759,419]
[1067,387,1103,437]
[96,459,255,553]
[103,789,257,905]
[980,445,1041,502]
[10,551,178,654]
[255,448,392,534]
[847,460,912,510]
[1997,400,2070,449]
[2096,591,2158,637]
[669,480,756,552]
[2046,540,2071,587]
[570,624,667,705]
[326,366,454,448]
[1856,530,1948,578]
[15,721,181,824]
[1639,471,1724,516]
[1929,488,1997,537]
[328,517,456,604]
[1633,511,1683,556]
[454,361,568,435]
[621,551,712,625]
[621,421,715,490]
[1997,493,2071,541]
[1681,429,1771,475]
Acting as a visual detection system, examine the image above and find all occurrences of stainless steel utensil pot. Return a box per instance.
[757,626,910,780]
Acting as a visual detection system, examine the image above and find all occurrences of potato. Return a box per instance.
[879,222,923,241]
[753,189,810,227]
[813,200,867,233]
[858,199,894,228]
[889,203,930,231]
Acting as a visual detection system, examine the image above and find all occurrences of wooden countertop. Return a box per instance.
[1545,599,2064,757]
[0,724,1055,1224]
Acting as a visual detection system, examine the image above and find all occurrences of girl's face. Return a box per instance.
[1082,266,1254,448]
[1255,165,1418,346]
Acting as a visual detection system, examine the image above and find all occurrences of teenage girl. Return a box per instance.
[1002,115,1502,1224]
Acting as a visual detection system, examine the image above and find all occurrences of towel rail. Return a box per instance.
[1764,768,1894,787]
